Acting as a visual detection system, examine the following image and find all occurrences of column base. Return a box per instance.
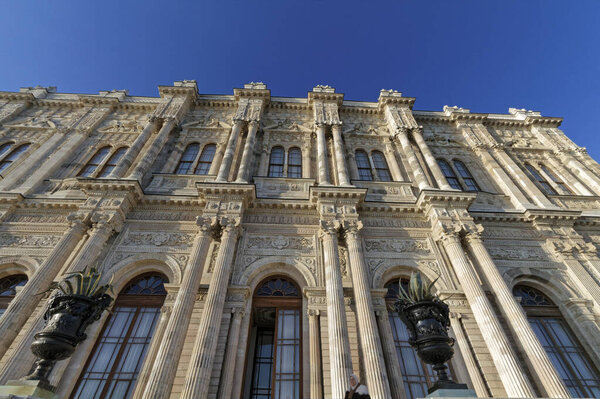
[0,380,57,399]
[427,388,476,398]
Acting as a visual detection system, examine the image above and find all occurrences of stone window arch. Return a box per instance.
[0,143,31,175]
[71,273,168,399]
[513,284,600,397]
[0,274,28,317]
[243,276,302,399]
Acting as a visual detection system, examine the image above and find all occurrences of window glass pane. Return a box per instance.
[0,274,27,296]
[175,144,199,174]
[526,164,557,195]
[98,147,128,178]
[0,143,30,174]
[274,309,300,399]
[372,151,392,181]
[194,144,216,175]
[251,329,274,399]
[355,150,373,181]
[287,148,302,178]
[438,159,462,190]
[268,147,285,177]
[453,161,480,191]
[79,147,110,177]
[0,142,14,159]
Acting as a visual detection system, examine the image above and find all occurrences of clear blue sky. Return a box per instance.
[1,1,599,159]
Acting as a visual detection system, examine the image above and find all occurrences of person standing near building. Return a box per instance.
[345,374,370,399]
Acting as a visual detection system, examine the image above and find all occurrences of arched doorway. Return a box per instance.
[243,276,302,399]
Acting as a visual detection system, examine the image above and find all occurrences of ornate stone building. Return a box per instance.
[0,81,598,399]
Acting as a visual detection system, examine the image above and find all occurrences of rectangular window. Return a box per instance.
[273,309,300,399]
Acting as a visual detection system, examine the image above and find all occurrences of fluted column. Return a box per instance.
[559,153,600,195]
[208,141,226,175]
[303,136,312,179]
[331,125,350,186]
[412,127,453,190]
[216,120,244,182]
[141,217,214,399]
[308,309,323,399]
[316,124,331,185]
[439,231,536,398]
[235,121,259,183]
[375,309,406,399]
[384,143,403,182]
[182,218,240,398]
[466,233,570,397]
[344,223,390,398]
[320,221,352,398]
[109,118,159,178]
[0,216,88,360]
[546,156,593,196]
[218,307,245,399]
[394,128,430,190]
[128,118,176,181]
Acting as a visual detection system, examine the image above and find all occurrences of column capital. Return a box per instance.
[341,219,363,241]
[319,219,341,238]
[307,308,320,317]
[89,212,123,234]
[219,216,242,236]
[463,223,485,243]
[231,306,246,318]
[66,211,91,232]
[247,120,260,129]
[196,215,218,236]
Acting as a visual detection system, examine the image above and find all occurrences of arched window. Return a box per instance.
[453,160,480,192]
[72,273,168,399]
[79,147,111,178]
[372,151,392,181]
[244,277,301,399]
[437,159,462,190]
[268,146,285,177]
[194,144,216,175]
[386,279,440,399]
[540,164,572,195]
[98,147,128,178]
[355,150,373,181]
[514,285,600,397]
[0,143,30,174]
[0,142,14,159]
[175,143,200,174]
[0,274,28,318]
[287,147,302,178]
[525,163,557,195]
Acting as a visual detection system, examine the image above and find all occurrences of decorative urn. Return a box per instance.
[24,267,113,383]
[394,272,468,393]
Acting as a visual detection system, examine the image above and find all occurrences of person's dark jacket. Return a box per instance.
[344,386,371,399]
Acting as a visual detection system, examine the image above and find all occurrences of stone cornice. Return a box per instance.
[307,90,344,106]
[0,92,35,102]
[377,89,416,111]
[71,178,144,200]
[196,182,255,206]
[525,209,582,225]
[416,189,477,209]
[310,186,367,203]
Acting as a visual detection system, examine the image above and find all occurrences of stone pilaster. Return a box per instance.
[0,214,89,360]
[307,309,323,399]
[235,121,259,183]
[466,230,571,398]
[127,117,176,181]
[384,140,403,182]
[412,127,453,190]
[109,117,159,178]
[316,124,331,185]
[141,216,215,399]
[375,309,406,399]
[394,127,430,190]
[438,230,536,397]
[181,217,241,398]
[342,221,391,399]
[303,134,312,179]
[332,124,350,186]
[218,307,246,399]
[320,220,352,398]
[216,120,244,182]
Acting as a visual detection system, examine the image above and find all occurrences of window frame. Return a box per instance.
[355,149,374,181]
[0,274,28,317]
[78,146,117,178]
[268,146,286,178]
[452,159,480,192]
[193,143,217,175]
[524,163,558,195]
[0,143,31,175]
[286,147,303,178]
[97,147,128,178]
[71,273,167,399]
[437,159,463,190]
[539,164,573,195]
[371,150,393,182]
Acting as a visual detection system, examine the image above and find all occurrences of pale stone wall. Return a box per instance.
[0,83,598,398]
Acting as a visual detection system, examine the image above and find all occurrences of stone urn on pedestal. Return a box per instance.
[394,272,472,397]
[0,267,113,398]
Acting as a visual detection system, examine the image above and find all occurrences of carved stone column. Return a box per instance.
[439,230,536,398]
[411,127,452,190]
[218,307,245,399]
[308,309,323,399]
[466,232,570,397]
[394,127,430,190]
[141,217,215,399]
[128,117,176,181]
[182,217,240,398]
[0,215,88,360]
[108,117,160,178]
[216,120,244,182]
[235,121,259,183]
[375,309,406,399]
[343,222,391,399]
[319,220,352,398]
[303,135,312,179]
[558,152,600,195]
[65,214,119,274]
[316,124,331,185]
[384,142,403,182]
[331,125,350,186]
[208,140,226,175]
